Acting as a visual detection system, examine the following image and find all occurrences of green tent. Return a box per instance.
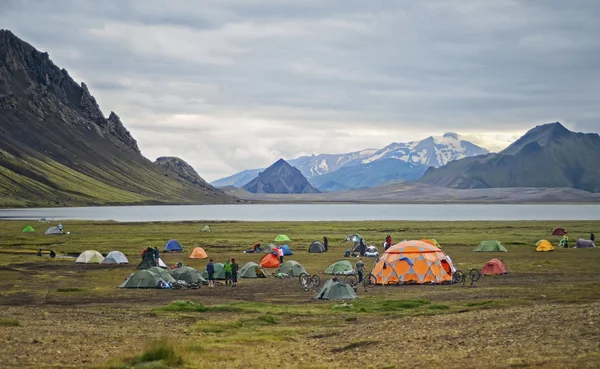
[473,240,507,252]
[276,260,307,277]
[119,270,166,288]
[274,234,291,242]
[239,262,267,278]
[147,266,176,282]
[201,263,226,280]
[325,260,354,275]
[314,278,357,300]
[201,225,211,232]
[171,266,207,284]
[22,225,35,233]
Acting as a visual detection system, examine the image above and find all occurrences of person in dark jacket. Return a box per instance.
[323,237,328,251]
[207,259,215,287]
[36,249,42,257]
[591,232,595,243]
[231,258,239,287]
[49,249,56,258]
[359,238,366,257]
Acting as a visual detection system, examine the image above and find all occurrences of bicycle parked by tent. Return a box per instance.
[453,269,481,287]
[344,270,377,292]
[172,280,201,290]
[299,273,321,292]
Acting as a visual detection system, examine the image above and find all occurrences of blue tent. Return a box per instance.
[164,239,183,252]
[280,244,294,256]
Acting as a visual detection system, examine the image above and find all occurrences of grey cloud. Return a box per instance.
[1,0,599,180]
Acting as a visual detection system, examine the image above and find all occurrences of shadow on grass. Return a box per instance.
[331,340,379,353]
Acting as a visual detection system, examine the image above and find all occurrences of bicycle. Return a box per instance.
[172,280,201,289]
[453,269,481,287]
[344,271,377,292]
[299,273,321,292]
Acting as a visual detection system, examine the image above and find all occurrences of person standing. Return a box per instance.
[224,259,232,286]
[356,258,365,283]
[58,223,63,232]
[153,247,160,266]
[275,247,284,263]
[386,235,392,250]
[359,238,366,257]
[323,237,328,251]
[591,232,595,243]
[231,258,239,287]
[207,259,215,287]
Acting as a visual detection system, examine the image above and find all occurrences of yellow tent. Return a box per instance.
[535,240,554,252]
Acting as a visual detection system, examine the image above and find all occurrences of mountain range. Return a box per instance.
[420,122,600,192]
[0,30,230,207]
[213,133,489,191]
[243,159,320,194]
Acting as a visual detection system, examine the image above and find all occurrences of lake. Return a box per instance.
[0,204,599,222]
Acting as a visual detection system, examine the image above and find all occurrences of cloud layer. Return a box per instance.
[2,0,599,180]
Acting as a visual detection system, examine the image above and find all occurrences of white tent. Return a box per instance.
[101,251,129,264]
[76,250,104,264]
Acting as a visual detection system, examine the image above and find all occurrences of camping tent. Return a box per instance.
[76,250,104,264]
[573,239,596,248]
[552,228,567,236]
[119,270,167,288]
[137,250,168,269]
[164,239,183,252]
[372,240,455,284]
[473,240,507,252]
[171,266,206,284]
[279,244,293,256]
[421,239,441,248]
[239,262,267,278]
[274,234,291,242]
[44,227,63,235]
[325,260,354,275]
[344,234,361,243]
[38,218,50,223]
[200,225,211,232]
[22,225,35,233]
[101,251,129,264]
[189,247,208,259]
[147,266,176,282]
[308,241,327,253]
[314,278,357,300]
[261,244,277,254]
[365,245,378,257]
[260,253,280,268]
[481,258,508,275]
[535,240,554,252]
[276,260,307,277]
[201,263,226,280]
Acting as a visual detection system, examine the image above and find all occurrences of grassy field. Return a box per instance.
[0,220,599,368]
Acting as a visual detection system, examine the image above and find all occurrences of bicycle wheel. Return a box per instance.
[469,269,481,282]
[366,274,377,288]
[299,273,309,286]
[345,274,358,287]
[310,275,321,288]
[453,270,465,284]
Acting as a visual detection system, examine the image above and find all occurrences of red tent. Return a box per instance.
[552,228,567,236]
[481,258,508,275]
[259,253,280,268]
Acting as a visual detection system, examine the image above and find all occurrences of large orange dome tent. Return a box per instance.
[189,247,208,259]
[259,253,280,268]
[372,240,455,285]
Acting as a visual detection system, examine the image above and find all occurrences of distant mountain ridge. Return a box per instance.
[419,122,600,192]
[212,133,489,189]
[243,159,320,194]
[0,29,231,207]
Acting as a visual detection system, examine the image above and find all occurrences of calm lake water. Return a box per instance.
[0,204,599,222]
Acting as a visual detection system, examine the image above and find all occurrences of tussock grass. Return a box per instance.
[56,287,85,292]
[0,318,20,327]
[153,300,257,314]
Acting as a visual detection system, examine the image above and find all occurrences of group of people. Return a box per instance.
[141,247,161,264]
[206,258,239,287]
[36,249,56,258]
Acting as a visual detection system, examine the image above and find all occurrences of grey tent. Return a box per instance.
[573,239,597,248]
[201,225,211,232]
[308,241,326,253]
[38,218,50,223]
[171,266,207,284]
[101,251,129,264]
[276,260,307,277]
[239,262,267,278]
[147,266,176,282]
[44,227,63,235]
[261,243,277,254]
[119,270,167,288]
[314,278,357,300]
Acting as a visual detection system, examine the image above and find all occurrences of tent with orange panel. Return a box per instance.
[188,247,208,259]
[480,258,508,275]
[259,253,280,268]
[421,239,441,248]
[372,240,455,285]
[535,240,554,252]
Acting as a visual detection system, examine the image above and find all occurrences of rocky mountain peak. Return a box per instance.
[243,158,320,194]
[154,156,214,190]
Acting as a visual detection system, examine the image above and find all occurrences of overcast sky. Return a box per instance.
[2,0,599,181]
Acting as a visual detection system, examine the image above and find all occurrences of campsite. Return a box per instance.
[0,219,599,368]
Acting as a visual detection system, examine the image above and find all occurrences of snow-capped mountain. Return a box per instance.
[212,133,489,189]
